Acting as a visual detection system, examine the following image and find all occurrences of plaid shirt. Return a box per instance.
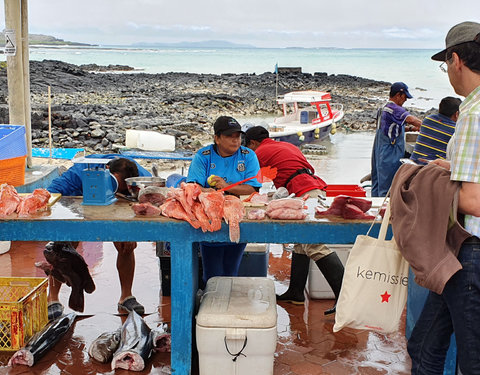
[450,85,480,237]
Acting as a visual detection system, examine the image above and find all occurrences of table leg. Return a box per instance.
[170,239,198,375]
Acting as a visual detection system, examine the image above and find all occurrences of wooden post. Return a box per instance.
[20,0,32,167]
[4,0,32,167]
[48,86,52,163]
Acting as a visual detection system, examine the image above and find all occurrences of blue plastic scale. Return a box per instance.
[73,157,118,205]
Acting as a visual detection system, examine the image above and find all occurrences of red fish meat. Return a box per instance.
[267,208,307,220]
[132,202,162,216]
[16,189,51,216]
[0,183,20,216]
[160,198,201,229]
[223,195,245,243]
[342,203,376,220]
[198,191,225,232]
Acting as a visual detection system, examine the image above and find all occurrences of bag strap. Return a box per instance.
[366,189,391,239]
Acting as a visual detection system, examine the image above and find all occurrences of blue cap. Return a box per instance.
[390,82,413,99]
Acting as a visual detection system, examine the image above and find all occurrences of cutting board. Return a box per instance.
[19,193,62,206]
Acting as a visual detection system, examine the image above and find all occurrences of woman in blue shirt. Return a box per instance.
[187,116,261,282]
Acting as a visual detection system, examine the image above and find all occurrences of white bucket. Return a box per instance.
[0,241,11,254]
[125,130,175,151]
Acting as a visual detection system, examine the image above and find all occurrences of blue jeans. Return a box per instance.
[408,240,480,374]
[200,242,247,283]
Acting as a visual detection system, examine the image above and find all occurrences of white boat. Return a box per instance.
[268,90,344,146]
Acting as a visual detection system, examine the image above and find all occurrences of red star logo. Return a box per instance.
[381,291,391,303]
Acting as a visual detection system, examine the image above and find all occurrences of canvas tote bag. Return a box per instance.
[333,201,409,333]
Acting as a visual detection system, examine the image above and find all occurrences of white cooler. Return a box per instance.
[196,277,277,375]
[306,245,351,299]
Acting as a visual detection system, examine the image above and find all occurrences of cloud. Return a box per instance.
[0,0,478,48]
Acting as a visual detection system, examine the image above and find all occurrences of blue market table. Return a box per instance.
[0,197,386,375]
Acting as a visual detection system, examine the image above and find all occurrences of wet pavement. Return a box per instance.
[0,241,410,374]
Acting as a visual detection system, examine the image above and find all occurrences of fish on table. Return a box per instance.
[8,313,76,367]
[111,311,153,371]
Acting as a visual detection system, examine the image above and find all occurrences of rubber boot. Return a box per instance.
[315,252,344,315]
[276,252,310,305]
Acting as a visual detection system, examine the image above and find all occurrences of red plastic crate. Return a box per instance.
[325,184,366,197]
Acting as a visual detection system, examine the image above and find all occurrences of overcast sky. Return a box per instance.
[1,0,479,49]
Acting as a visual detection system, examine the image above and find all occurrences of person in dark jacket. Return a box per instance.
[46,155,150,320]
[245,126,344,315]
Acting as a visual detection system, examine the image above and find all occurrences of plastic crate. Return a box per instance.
[0,125,27,161]
[325,184,366,197]
[0,277,48,351]
[0,155,27,186]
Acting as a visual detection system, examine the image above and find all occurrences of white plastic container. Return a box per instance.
[125,129,175,151]
[305,245,351,299]
[196,277,277,375]
[0,241,11,254]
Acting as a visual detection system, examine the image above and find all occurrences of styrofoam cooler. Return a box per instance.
[125,129,175,151]
[305,245,351,299]
[238,243,269,277]
[196,277,277,375]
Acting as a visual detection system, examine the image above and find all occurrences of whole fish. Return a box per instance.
[8,313,76,367]
[88,328,122,363]
[111,311,153,371]
[43,241,96,312]
[151,323,171,353]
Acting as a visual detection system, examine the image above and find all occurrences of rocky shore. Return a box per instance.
[0,60,426,154]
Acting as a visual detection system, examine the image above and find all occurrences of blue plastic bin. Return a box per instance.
[166,173,187,188]
[238,245,269,277]
[0,125,27,160]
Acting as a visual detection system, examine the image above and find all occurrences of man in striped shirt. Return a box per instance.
[410,96,461,164]
[408,21,480,375]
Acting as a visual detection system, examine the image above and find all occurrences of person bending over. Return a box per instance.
[46,155,150,320]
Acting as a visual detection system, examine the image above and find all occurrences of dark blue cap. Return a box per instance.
[390,82,413,99]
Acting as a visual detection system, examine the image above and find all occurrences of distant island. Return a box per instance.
[0,32,95,47]
[129,40,256,49]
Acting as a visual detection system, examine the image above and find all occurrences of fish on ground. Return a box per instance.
[111,310,153,371]
[88,328,122,363]
[150,323,171,353]
[8,313,76,367]
[41,241,96,312]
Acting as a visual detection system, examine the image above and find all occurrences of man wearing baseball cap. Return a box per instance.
[370,82,422,196]
[408,21,480,375]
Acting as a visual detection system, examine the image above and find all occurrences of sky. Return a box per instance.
[1,0,480,49]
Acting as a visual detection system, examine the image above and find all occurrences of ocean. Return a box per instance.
[2,45,457,110]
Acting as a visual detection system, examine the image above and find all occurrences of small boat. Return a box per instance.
[268,90,344,146]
